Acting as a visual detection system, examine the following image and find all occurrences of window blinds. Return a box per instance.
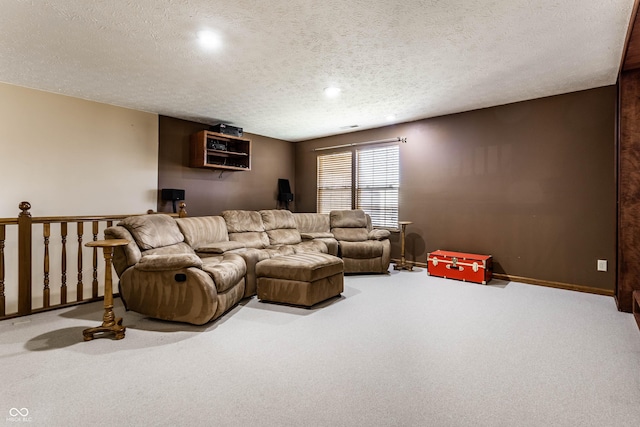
[356,145,399,228]
[317,151,353,214]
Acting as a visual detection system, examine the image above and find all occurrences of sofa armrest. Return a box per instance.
[368,229,391,240]
[119,266,218,325]
[300,231,334,240]
[104,225,142,276]
[135,253,203,271]
[196,241,246,254]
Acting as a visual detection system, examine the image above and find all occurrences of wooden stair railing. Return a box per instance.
[0,201,187,320]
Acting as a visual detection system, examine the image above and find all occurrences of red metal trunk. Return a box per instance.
[427,250,492,285]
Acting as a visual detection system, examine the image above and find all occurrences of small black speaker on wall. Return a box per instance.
[161,188,185,213]
[277,179,293,203]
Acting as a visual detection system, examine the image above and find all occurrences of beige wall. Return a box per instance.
[0,82,159,313]
[0,82,158,217]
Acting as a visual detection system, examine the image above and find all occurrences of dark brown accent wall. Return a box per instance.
[296,87,617,292]
[158,116,295,217]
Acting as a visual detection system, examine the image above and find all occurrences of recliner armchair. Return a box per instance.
[105,214,246,325]
[329,209,391,273]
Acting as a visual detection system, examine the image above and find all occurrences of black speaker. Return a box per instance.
[278,193,294,202]
[277,179,293,202]
[161,189,185,201]
[161,189,185,213]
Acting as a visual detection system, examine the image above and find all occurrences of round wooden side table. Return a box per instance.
[83,239,129,341]
[394,221,414,271]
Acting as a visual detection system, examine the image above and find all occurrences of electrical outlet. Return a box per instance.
[597,259,607,272]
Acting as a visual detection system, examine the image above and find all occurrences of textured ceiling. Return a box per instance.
[0,1,634,141]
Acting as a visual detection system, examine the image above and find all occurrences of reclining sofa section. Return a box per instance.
[104,209,390,325]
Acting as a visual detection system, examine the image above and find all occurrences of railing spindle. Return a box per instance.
[43,223,50,308]
[0,224,5,317]
[18,202,32,315]
[60,222,67,304]
[92,221,99,298]
[76,221,83,301]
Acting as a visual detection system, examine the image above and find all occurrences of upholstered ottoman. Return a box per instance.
[256,253,344,306]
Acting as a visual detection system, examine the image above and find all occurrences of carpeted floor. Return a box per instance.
[1,268,639,426]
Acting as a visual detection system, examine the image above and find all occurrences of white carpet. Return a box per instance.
[1,269,639,426]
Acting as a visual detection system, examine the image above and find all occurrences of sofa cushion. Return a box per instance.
[260,210,302,245]
[143,242,195,257]
[291,240,328,254]
[202,253,247,293]
[331,227,369,242]
[339,240,385,259]
[264,245,297,257]
[222,210,265,233]
[120,214,184,250]
[266,229,302,245]
[294,213,331,233]
[260,209,297,230]
[330,209,368,228]
[256,253,344,283]
[228,231,270,249]
[223,210,270,249]
[330,210,370,241]
[312,237,339,256]
[176,216,229,249]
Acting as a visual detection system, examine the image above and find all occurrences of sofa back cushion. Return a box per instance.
[330,209,368,228]
[330,210,369,242]
[222,210,270,249]
[260,210,302,245]
[176,216,229,249]
[119,214,184,250]
[293,213,331,234]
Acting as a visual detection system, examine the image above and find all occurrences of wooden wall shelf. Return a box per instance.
[189,130,251,171]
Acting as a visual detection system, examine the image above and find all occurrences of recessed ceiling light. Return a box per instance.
[324,86,341,98]
[197,30,222,49]
[386,114,397,121]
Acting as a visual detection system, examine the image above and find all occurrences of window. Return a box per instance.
[356,145,399,228]
[317,144,399,228]
[317,151,352,214]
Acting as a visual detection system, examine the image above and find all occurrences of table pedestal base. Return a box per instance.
[83,317,126,341]
[393,261,414,271]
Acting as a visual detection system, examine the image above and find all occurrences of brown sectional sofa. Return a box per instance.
[104,209,390,325]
